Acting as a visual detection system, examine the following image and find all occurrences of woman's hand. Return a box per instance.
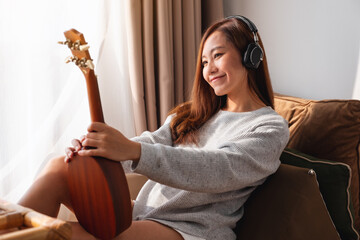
[64,137,84,163]
[64,122,141,163]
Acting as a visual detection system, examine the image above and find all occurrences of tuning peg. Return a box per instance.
[58,40,72,48]
[79,44,90,51]
[64,56,94,70]
[58,39,90,51]
[85,59,94,70]
[64,56,74,64]
[72,40,90,51]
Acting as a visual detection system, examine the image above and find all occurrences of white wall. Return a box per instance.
[223,0,360,100]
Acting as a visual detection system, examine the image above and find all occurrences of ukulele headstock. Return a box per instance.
[59,29,94,73]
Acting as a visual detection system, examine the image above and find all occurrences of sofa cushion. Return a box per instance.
[234,164,340,240]
[281,148,359,240]
[274,94,360,230]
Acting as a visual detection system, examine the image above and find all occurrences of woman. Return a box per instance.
[19,16,289,240]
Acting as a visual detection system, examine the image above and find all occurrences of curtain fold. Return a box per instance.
[125,0,148,134]
[155,0,175,127]
[142,0,158,131]
[126,0,223,135]
[181,0,202,103]
[172,0,185,106]
[201,0,224,32]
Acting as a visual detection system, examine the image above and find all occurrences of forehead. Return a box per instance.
[202,31,228,55]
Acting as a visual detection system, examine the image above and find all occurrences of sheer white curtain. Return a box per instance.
[0,0,135,202]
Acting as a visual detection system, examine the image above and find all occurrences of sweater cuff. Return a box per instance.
[131,142,157,176]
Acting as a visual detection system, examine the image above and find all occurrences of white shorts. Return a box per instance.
[175,229,206,240]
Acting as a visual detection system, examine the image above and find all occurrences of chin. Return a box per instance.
[213,89,226,96]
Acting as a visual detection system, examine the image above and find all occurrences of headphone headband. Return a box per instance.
[226,15,258,33]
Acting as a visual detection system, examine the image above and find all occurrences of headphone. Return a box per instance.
[225,15,264,69]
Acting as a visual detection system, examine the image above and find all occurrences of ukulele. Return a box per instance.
[59,29,132,240]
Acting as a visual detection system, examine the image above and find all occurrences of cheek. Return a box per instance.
[217,57,229,72]
[228,58,246,78]
[202,67,209,82]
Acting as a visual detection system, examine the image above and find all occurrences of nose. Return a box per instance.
[208,60,218,74]
[204,60,218,79]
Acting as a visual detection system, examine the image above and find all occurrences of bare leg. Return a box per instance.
[71,220,184,240]
[18,155,72,217]
[18,156,184,240]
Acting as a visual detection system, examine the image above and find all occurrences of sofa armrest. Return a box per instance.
[126,173,148,200]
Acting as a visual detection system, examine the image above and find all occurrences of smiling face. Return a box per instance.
[202,30,248,99]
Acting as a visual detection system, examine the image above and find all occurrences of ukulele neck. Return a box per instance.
[83,69,104,123]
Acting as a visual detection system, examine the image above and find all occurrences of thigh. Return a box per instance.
[70,220,184,240]
[18,155,72,217]
[116,220,184,240]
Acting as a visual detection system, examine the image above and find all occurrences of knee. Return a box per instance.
[39,155,67,177]
[49,155,67,166]
[35,155,70,197]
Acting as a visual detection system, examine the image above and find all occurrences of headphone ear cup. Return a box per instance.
[243,43,263,69]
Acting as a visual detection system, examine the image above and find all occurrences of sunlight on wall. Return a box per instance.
[223,0,360,100]
[352,44,360,99]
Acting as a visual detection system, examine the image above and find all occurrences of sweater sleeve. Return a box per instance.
[132,119,289,193]
[130,115,173,145]
[122,115,174,172]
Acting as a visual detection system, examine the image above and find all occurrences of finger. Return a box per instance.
[85,132,101,140]
[79,135,86,142]
[87,122,106,133]
[64,155,73,163]
[82,138,101,149]
[65,147,73,157]
[71,139,82,151]
[77,148,100,157]
[65,147,76,162]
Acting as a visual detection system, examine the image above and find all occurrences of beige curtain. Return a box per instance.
[126,0,223,135]
[201,0,224,32]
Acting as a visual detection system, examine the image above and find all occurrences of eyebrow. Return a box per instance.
[202,46,226,59]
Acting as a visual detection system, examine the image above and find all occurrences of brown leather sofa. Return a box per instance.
[236,94,360,240]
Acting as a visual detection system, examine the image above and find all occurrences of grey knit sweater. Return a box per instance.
[125,107,289,240]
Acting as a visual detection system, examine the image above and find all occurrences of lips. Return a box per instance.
[210,74,226,82]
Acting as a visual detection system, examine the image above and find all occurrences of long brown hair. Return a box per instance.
[169,17,274,145]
